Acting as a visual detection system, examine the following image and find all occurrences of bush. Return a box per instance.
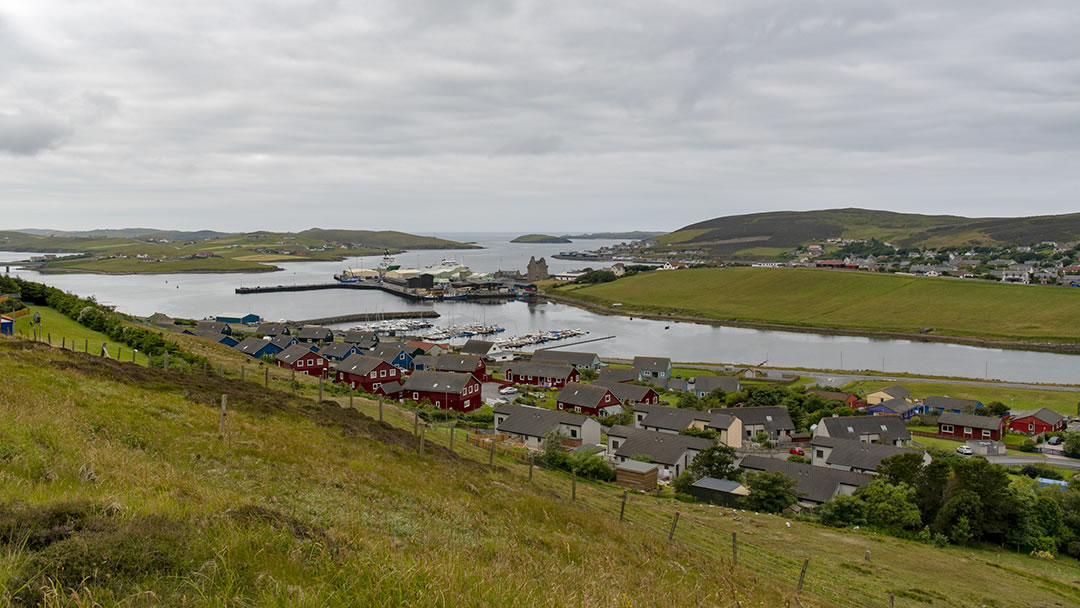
[672,471,695,495]
[1019,439,1037,453]
[787,454,810,464]
[817,495,866,528]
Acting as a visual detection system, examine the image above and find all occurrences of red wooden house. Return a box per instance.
[1008,408,1066,436]
[504,361,580,387]
[937,412,1007,441]
[335,353,402,395]
[401,370,483,412]
[807,389,865,409]
[275,344,329,378]
[556,383,622,417]
[431,354,489,382]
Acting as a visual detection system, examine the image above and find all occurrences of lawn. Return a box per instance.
[842,379,1080,416]
[556,267,1080,342]
[13,305,152,365]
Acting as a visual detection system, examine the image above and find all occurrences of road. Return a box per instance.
[987,455,1080,471]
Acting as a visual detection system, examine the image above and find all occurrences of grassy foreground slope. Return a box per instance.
[0,341,780,607]
[552,267,1080,342]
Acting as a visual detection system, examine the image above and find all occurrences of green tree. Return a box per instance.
[975,401,1010,417]
[677,392,706,411]
[950,457,1013,540]
[934,489,984,544]
[856,480,922,532]
[1063,432,1080,458]
[877,453,925,487]
[742,471,800,514]
[817,495,867,528]
[687,445,740,481]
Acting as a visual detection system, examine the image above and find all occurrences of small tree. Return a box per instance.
[1063,432,1080,458]
[742,471,800,514]
[687,445,740,481]
[817,495,867,528]
[857,480,923,532]
[753,431,772,449]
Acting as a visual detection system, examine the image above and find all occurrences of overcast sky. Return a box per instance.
[2,1,1079,233]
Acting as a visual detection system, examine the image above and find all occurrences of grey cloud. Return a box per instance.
[0,1,1079,230]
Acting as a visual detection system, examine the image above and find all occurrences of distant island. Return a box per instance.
[560,231,665,240]
[510,234,572,244]
[0,228,479,274]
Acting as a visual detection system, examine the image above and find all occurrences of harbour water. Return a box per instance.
[3,237,1079,384]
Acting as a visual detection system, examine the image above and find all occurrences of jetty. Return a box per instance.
[291,310,440,326]
[236,281,521,302]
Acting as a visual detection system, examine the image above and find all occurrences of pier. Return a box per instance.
[291,310,440,326]
[235,281,521,302]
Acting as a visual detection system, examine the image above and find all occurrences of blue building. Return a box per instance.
[216,313,261,325]
[865,398,922,421]
[315,342,360,362]
[375,342,414,371]
[0,315,12,336]
[233,337,284,359]
[923,396,982,414]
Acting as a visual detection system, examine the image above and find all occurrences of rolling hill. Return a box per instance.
[657,208,1080,256]
[510,234,572,244]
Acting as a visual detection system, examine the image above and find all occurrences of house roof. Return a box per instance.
[297,326,332,340]
[712,407,794,433]
[275,344,317,365]
[196,321,230,334]
[872,398,919,415]
[380,381,403,394]
[939,412,1005,430]
[556,383,616,409]
[337,354,386,377]
[412,355,436,369]
[374,343,409,363]
[318,342,357,359]
[616,460,659,474]
[342,331,378,346]
[191,329,234,343]
[692,376,740,394]
[269,334,298,349]
[808,437,918,472]
[598,367,638,383]
[691,477,749,495]
[432,355,482,373]
[596,381,657,403]
[407,340,447,353]
[924,396,980,411]
[233,337,273,355]
[820,416,911,441]
[401,370,474,394]
[871,385,911,399]
[460,339,495,356]
[1011,408,1065,425]
[633,356,671,372]
[606,424,639,439]
[740,455,871,503]
[807,389,852,402]
[666,378,690,393]
[531,350,600,367]
[614,429,714,466]
[257,322,289,336]
[494,404,589,438]
[505,361,577,380]
[634,404,709,431]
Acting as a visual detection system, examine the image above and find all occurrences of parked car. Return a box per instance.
[1047,436,1063,445]
[956,445,974,456]
[499,386,518,395]
[789,447,805,456]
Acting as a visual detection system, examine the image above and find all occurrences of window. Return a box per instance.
[570,429,578,438]
[380,370,387,377]
[370,371,377,379]
[880,425,888,431]
[941,424,954,433]
[317,359,324,365]
[574,406,581,413]
[374,383,381,390]
[464,400,469,407]
[766,415,773,422]
[298,360,305,367]
[963,427,972,434]
[390,369,397,376]
[816,450,824,459]
[412,392,419,400]
[612,440,620,449]
[605,395,611,402]
[982,429,991,438]
[1028,423,1034,431]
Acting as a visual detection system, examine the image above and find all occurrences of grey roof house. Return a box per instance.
[493,404,601,450]
[711,406,794,442]
[608,427,715,479]
[808,437,926,474]
[814,416,911,446]
[740,455,872,506]
[531,350,602,371]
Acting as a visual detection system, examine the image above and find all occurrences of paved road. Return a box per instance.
[987,455,1080,471]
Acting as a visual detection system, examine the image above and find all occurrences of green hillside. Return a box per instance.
[657,208,1080,255]
[0,229,476,274]
[4,338,1080,607]
[510,234,572,244]
[551,267,1080,342]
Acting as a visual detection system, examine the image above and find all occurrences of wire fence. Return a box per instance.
[4,330,1010,608]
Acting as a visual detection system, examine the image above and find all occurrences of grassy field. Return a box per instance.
[2,340,1079,607]
[841,380,1080,417]
[13,306,152,366]
[554,267,1080,342]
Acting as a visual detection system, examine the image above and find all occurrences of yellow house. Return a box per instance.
[865,385,912,405]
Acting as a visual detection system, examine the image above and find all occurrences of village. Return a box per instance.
[143,310,1080,540]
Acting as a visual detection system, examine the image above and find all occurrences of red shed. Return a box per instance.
[1008,408,1066,436]
[938,412,1007,441]
[335,353,402,394]
[504,361,580,387]
[275,344,328,377]
[401,370,483,412]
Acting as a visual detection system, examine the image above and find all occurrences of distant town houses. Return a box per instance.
[275,344,328,378]
[556,383,622,417]
[504,361,580,388]
[494,404,600,450]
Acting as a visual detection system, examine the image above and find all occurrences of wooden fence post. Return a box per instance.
[62,337,65,349]
[132,349,136,363]
[319,376,324,402]
[413,412,419,436]
[889,593,895,608]
[84,339,88,352]
[449,423,455,451]
[797,558,809,592]
[241,366,245,381]
[164,351,169,370]
[378,396,383,422]
[349,391,353,409]
[528,452,533,481]
[572,470,577,500]
[619,490,628,522]
[489,436,495,465]
[264,367,269,387]
[732,532,737,566]
[420,424,426,455]
[47,333,51,344]
[218,394,228,440]
[668,512,680,541]
[291,369,295,392]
